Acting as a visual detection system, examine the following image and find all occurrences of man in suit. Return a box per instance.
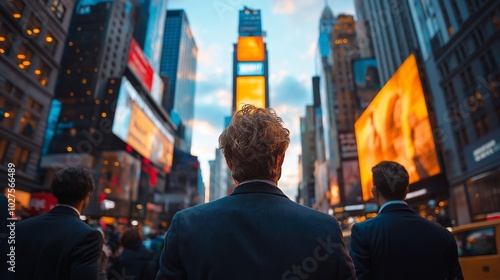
[349,161,463,280]
[156,104,356,280]
[15,167,103,280]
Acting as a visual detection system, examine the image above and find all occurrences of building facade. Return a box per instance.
[0,0,77,210]
[160,9,197,152]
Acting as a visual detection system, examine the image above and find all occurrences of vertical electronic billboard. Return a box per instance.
[234,36,267,111]
[354,54,441,201]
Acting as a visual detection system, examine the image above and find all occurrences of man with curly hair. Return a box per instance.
[156,104,356,280]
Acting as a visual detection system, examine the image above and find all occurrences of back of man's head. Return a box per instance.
[372,161,409,200]
[219,104,290,183]
[51,167,95,205]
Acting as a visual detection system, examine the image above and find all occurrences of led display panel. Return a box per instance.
[237,36,265,61]
[112,77,174,173]
[235,76,266,111]
[354,54,441,201]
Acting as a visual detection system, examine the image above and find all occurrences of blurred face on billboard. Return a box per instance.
[354,54,441,201]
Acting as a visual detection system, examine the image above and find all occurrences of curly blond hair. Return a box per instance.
[219,104,290,183]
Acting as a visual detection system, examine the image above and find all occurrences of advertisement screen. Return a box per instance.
[237,62,264,76]
[237,36,265,61]
[235,76,266,111]
[354,54,440,201]
[353,58,380,109]
[128,38,154,93]
[342,160,362,205]
[112,77,174,173]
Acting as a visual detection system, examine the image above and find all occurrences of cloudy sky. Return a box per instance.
[168,0,356,200]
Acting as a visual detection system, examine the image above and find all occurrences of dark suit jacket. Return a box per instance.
[156,182,356,280]
[15,205,103,280]
[349,203,463,280]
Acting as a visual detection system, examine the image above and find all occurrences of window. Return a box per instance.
[16,44,33,72]
[50,0,66,21]
[0,96,19,129]
[26,14,42,39]
[0,25,12,55]
[6,0,25,21]
[18,98,42,138]
[34,60,51,87]
[0,139,8,163]
[451,1,463,26]
[455,227,497,257]
[44,32,57,55]
[11,145,30,171]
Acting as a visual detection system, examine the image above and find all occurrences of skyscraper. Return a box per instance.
[0,0,77,197]
[160,9,198,152]
[232,6,269,112]
[134,0,168,72]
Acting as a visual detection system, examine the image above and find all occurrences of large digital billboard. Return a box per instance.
[112,77,174,173]
[235,76,266,111]
[237,36,265,61]
[354,54,440,201]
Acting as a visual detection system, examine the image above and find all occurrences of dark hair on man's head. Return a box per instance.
[51,167,95,205]
[372,161,409,200]
[121,229,143,249]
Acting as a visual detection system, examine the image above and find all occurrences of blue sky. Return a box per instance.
[168,0,355,199]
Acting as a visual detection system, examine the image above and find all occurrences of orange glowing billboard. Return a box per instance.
[354,54,440,201]
[235,76,266,111]
[237,36,265,61]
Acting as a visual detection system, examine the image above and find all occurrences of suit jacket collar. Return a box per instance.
[49,205,80,218]
[379,203,416,214]
[231,181,288,198]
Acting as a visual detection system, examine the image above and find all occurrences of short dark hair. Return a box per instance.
[372,161,409,200]
[51,167,95,204]
[120,229,142,248]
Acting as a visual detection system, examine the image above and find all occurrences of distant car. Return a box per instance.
[452,219,500,279]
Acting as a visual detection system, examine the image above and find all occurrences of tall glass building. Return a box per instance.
[133,0,168,72]
[160,9,197,152]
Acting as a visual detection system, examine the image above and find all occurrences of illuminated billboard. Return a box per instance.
[112,77,174,173]
[237,36,265,61]
[354,54,440,201]
[235,76,266,111]
[352,58,380,109]
[237,62,264,76]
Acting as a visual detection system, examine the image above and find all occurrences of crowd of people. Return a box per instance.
[1,105,463,280]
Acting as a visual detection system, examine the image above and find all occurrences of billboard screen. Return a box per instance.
[237,36,265,61]
[235,76,266,111]
[237,62,264,76]
[112,77,174,173]
[342,160,362,205]
[128,38,154,93]
[354,54,440,201]
[352,58,380,109]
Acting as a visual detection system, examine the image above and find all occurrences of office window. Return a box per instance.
[451,1,463,26]
[6,0,25,21]
[11,145,30,171]
[34,60,51,87]
[16,44,33,72]
[25,13,41,38]
[18,98,42,138]
[49,0,66,21]
[0,25,12,56]
[0,96,19,129]
[44,32,57,55]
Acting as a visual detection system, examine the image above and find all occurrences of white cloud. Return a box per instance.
[272,0,296,15]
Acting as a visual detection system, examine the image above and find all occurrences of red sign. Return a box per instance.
[127,38,154,93]
[28,192,57,216]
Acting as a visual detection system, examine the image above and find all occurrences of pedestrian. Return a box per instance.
[156,104,356,280]
[15,167,104,280]
[108,229,157,280]
[349,161,463,280]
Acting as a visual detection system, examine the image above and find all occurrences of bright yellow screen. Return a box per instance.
[236,76,266,111]
[237,37,265,61]
[354,54,441,201]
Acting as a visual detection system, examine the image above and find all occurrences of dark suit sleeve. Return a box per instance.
[336,230,357,280]
[70,229,104,280]
[349,224,370,279]
[448,232,464,280]
[156,213,186,280]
